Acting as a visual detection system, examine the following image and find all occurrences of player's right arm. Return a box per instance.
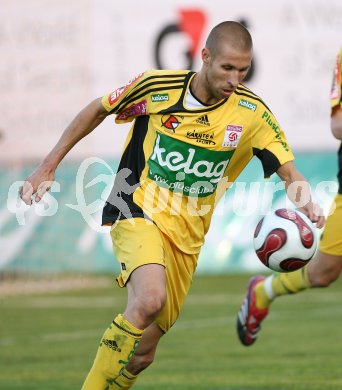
[20,98,109,205]
[20,70,152,205]
[331,106,342,140]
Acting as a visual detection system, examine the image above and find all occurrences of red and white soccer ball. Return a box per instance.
[253,208,317,272]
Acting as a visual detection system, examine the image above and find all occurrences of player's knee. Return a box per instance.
[136,289,166,319]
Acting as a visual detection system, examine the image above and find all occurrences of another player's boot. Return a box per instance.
[236,275,269,346]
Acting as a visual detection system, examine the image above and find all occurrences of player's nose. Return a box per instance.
[227,76,239,89]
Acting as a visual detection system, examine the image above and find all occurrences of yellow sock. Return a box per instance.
[255,267,311,309]
[272,267,310,296]
[107,368,138,389]
[255,280,272,309]
[82,314,143,390]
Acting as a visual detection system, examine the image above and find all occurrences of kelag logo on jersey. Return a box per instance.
[151,93,169,102]
[147,133,233,197]
[238,99,257,111]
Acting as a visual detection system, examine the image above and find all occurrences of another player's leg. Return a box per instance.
[237,253,342,346]
[263,251,341,301]
[238,251,342,347]
[236,275,269,346]
[237,196,342,346]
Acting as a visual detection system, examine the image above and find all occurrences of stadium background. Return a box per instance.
[1,0,341,276]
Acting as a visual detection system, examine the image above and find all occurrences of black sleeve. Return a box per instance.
[253,147,282,178]
[338,142,342,194]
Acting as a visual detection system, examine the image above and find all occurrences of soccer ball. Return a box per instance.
[253,208,317,272]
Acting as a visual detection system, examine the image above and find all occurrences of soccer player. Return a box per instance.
[236,47,342,347]
[20,22,324,389]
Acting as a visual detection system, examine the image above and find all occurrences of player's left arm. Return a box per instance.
[276,161,325,228]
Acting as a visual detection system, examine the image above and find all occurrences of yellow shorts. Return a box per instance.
[319,193,342,256]
[110,218,198,333]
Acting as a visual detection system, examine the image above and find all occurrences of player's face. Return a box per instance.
[203,43,252,102]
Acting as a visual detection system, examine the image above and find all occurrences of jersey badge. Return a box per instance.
[161,114,182,133]
[222,125,243,148]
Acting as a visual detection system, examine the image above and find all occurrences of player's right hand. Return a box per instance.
[19,168,55,205]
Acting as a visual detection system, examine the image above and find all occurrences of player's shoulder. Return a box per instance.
[142,69,192,80]
[235,84,271,113]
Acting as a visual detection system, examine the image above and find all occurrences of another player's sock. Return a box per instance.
[82,314,143,390]
[107,368,138,389]
[255,267,310,309]
[271,267,310,296]
[254,277,273,309]
[255,267,311,310]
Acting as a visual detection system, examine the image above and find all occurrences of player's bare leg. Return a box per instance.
[307,251,342,287]
[123,264,167,328]
[82,264,166,390]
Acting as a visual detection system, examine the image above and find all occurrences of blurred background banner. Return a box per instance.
[1,153,338,275]
[1,0,341,274]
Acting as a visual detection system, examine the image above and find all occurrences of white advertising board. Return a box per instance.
[1,0,341,162]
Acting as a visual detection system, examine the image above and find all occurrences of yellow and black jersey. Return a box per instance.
[101,69,294,254]
[331,47,342,110]
[330,47,342,194]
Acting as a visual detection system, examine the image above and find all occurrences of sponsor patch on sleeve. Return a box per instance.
[108,72,145,106]
[116,100,147,121]
[330,54,341,101]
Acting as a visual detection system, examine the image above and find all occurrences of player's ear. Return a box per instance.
[202,48,211,65]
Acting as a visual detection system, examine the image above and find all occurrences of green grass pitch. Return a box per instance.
[1,274,341,390]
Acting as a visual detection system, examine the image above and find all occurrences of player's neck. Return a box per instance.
[190,73,218,105]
